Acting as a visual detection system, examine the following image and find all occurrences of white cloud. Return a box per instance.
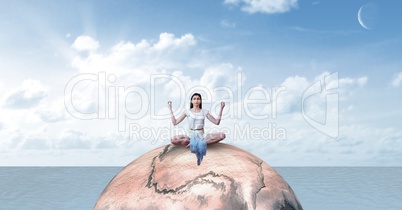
[1,29,398,166]
[0,126,135,151]
[392,72,402,87]
[109,33,195,56]
[55,129,92,149]
[163,70,197,99]
[63,33,246,154]
[338,76,368,99]
[20,137,51,150]
[67,32,243,125]
[71,33,197,78]
[240,72,369,123]
[154,33,195,50]
[161,63,242,109]
[379,129,402,154]
[275,75,310,113]
[2,79,48,109]
[63,77,98,118]
[224,0,298,14]
[0,129,22,150]
[71,35,100,52]
[10,127,51,150]
[357,77,368,87]
[94,131,133,149]
[200,63,232,87]
[36,98,68,123]
[220,19,236,28]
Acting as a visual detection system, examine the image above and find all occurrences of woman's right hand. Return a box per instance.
[167,101,172,110]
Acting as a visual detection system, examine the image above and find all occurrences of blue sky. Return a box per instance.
[1,0,401,166]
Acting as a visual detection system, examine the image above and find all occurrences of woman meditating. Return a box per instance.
[168,93,226,165]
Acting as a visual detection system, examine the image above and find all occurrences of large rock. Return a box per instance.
[94,143,303,210]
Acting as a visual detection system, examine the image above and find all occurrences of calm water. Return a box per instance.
[0,167,401,210]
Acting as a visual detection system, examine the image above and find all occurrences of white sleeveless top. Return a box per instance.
[185,109,209,130]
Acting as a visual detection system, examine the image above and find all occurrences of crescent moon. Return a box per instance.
[358,6,370,30]
[358,3,378,30]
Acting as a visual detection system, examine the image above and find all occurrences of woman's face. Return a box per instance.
[192,95,201,107]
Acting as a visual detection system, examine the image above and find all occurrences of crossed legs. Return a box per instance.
[170,132,226,146]
[205,132,226,144]
[170,135,190,146]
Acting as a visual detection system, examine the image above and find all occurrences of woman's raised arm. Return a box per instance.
[168,101,186,126]
[207,101,225,125]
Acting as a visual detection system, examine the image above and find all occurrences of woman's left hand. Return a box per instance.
[221,101,225,110]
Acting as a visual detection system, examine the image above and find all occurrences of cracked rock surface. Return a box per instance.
[94,143,303,210]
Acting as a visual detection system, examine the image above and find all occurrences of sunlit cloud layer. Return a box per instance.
[224,0,298,14]
[0,1,401,166]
